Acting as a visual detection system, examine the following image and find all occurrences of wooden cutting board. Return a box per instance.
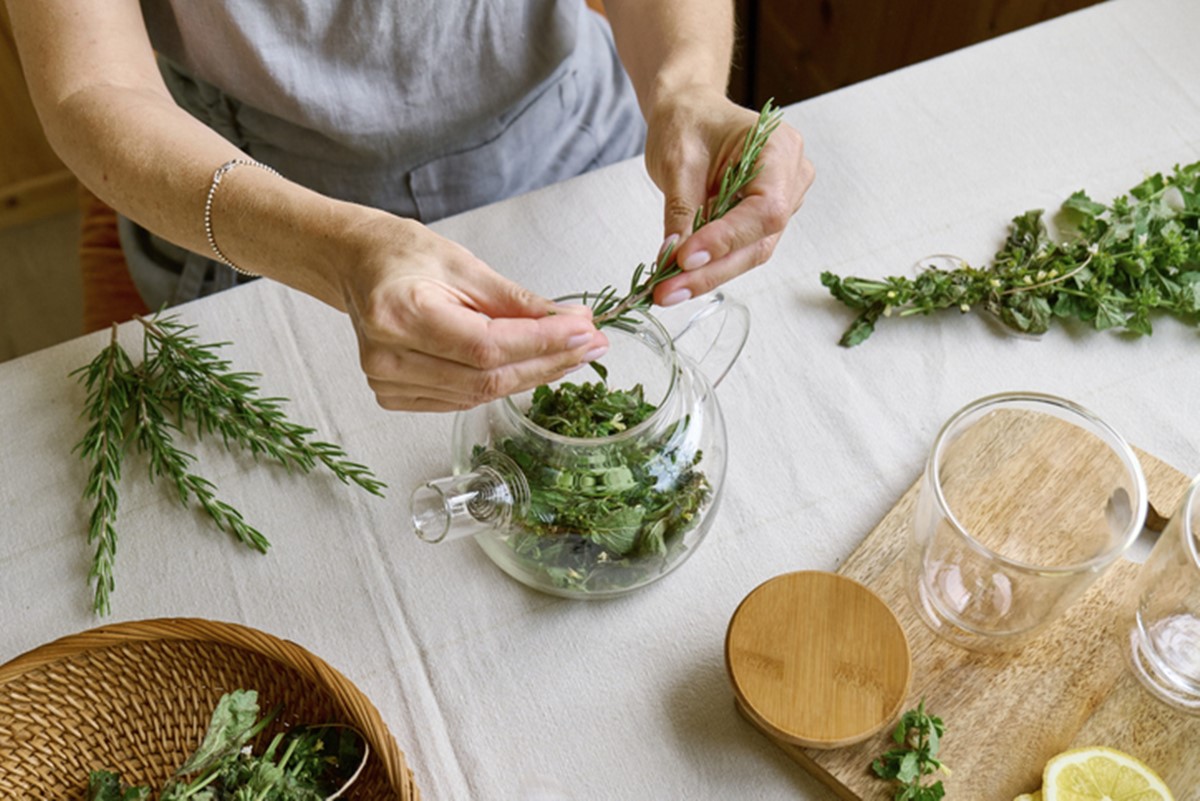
[736,432,1199,799]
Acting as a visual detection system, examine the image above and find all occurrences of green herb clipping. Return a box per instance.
[871,699,949,801]
[485,381,710,592]
[822,161,1200,345]
[87,772,150,801]
[585,99,784,328]
[88,689,364,801]
[72,313,386,615]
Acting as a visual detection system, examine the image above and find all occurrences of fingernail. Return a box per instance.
[661,288,692,307]
[583,345,608,362]
[659,233,681,256]
[567,333,593,349]
[682,250,711,271]
[554,302,592,315]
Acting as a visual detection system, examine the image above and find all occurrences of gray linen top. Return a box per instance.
[138,0,644,218]
[124,1,645,306]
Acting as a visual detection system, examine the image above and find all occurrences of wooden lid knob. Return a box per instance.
[725,571,912,749]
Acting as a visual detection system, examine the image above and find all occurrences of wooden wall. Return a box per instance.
[736,0,1106,108]
[0,4,77,231]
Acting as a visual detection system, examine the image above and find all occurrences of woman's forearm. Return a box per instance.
[8,0,369,310]
[602,0,735,116]
[49,83,369,310]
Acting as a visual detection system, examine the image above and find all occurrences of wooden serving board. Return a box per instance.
[742,428,1199,799]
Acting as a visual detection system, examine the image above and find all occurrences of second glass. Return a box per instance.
[1122,475,1200,714]
[906,392,1148,651]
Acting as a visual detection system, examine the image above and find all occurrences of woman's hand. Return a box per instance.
[341,216,608,412]
[642,91,815,306]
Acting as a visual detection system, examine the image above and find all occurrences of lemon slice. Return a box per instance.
[1015,792,1043,801]
[1043,747,1173,801]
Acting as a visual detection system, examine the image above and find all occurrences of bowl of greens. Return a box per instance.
[0,618,418,800]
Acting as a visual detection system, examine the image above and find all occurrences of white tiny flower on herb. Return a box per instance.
[1164,185,1186,212]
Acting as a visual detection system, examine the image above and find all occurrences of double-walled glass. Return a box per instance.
[907,393,1148,651]
[1122,475,1200,714]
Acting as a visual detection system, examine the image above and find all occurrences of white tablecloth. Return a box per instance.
[3,0,1199,797]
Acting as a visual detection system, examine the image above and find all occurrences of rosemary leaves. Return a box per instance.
[585,99,784,328]
[73,313,385,615]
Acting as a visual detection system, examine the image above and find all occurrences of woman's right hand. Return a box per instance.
[340,216,609,412]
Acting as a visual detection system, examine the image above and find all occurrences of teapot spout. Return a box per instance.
[411,451,529,544]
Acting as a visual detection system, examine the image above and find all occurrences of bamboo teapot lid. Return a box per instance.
[725,571,912,749]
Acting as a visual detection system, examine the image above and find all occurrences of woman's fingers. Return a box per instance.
[653,232,783,305]
[362,330,606,408]
[353,281,608,411]
[422,300,607,371]
[343,218,616,412]
[672,125,814,277]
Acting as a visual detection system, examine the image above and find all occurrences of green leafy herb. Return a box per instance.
[87,771,150,801]
[871,699,949,801]
[173,688,269,777]
[822,161,1200,345]
[484,381,710,593]
[89,690,364,801]
[72,313,386,615]
[585,99,784,328]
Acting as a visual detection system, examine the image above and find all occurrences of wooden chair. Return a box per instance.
[79,183,148,333]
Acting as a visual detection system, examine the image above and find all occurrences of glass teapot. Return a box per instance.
[410,292,749,598]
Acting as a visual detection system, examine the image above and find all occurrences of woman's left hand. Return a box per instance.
[642,91,815,307]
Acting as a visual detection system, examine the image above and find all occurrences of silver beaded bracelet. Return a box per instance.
[203,157,282,277]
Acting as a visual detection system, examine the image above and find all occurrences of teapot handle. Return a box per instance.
[654,292,750,388]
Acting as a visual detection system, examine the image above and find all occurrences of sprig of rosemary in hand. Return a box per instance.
[586,99,784,328]
[822,160,1200,346]
[72,313,386,615]
[871,700,949,801]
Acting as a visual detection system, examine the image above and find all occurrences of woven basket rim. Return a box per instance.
[0,617,416,800]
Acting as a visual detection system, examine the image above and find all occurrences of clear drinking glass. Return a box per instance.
[907,392,1148,651]
[1122,475,1200,714]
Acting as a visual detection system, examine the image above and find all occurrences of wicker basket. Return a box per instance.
[0,618,419,800]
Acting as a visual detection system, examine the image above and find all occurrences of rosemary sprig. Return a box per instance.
[71,323,135,616]
[587,100,784,327]
[71,312,386,614]
[822,160,1200,346]
[136,315,386,495]
[132,378,270,553]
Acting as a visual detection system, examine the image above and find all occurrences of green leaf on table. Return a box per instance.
[870,699,948,801]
